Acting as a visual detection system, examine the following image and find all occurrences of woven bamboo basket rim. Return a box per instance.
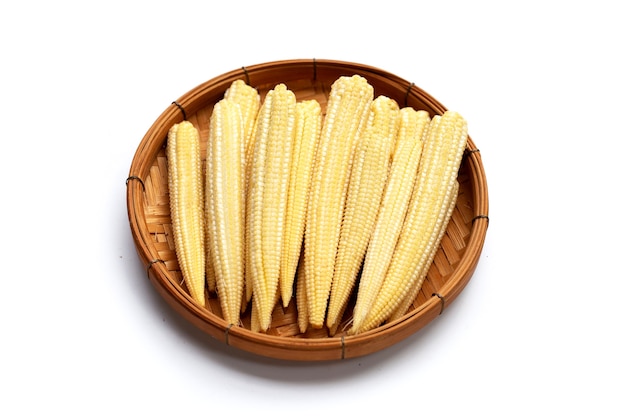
[126,59,489,361]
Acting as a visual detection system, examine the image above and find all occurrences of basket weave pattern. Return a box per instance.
[127,59,489,360]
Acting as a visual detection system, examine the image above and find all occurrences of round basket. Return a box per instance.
[126,59,489,361]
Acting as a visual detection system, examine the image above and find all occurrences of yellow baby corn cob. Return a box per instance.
[325,95,399,331]
[247,83,297,331]
[387,180,459,323]
[224,79,260,157]
[250,287,280,333]
[280,99,322,307]
[224,79,260,307]
[350,108,430,330]
[349,111,468,335]
[166,121,206,307]
[205,98,246,325]
[304,74,374,329]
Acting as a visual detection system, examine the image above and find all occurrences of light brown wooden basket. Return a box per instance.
[126,59,489,361]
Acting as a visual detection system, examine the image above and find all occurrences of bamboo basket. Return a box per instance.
[126,59,489,361]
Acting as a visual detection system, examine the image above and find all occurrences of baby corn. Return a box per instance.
[224,80,260,307]
[350,108,430,331]
[166,121,206,307]
[326,95,399,331]
[349,111,468,335]
[304,75,374,329]
[205,99,246,325]
[387,180,459,323]
[280,100,322,307]
[167,73,470,336]
[246,84,297,331]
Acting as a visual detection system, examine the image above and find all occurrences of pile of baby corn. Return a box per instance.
[166,75,467,336]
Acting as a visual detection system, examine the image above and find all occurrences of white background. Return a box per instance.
[2,1,624,415]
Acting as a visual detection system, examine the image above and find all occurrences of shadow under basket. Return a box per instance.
[126,59,489,361]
